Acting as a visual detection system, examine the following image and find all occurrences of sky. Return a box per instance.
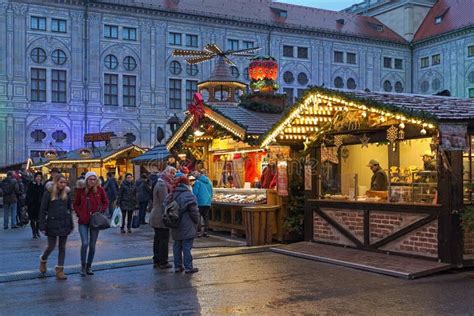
[277,0,363,11]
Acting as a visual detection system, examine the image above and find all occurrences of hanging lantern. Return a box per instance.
[249,56,279,93]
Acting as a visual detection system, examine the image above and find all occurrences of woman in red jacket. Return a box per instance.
[73,171,109,276]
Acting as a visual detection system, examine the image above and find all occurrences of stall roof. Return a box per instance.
[132,145,170,163]
[48,144,145,164]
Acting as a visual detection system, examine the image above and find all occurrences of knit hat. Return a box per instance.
[84,171,97,181]
[171,175,190,193]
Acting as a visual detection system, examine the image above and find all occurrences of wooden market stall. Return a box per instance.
[261,86,474,267]
[132,144,171,173]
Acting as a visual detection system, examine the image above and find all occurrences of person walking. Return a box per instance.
[117,173,137,234]
[136,174,152,225]
[38,174,74,280]
[44,168,60,186]
[73,171,109,276]
[149,166,176,269]
[169,175,200,274]
[1,171,21,229]
[104,172,119,218]
[192,170,213,237]
[26,172,44,238]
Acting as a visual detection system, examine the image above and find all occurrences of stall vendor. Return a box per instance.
[422,150,436,171]
[368,159,388,191]
[219,161,241,188]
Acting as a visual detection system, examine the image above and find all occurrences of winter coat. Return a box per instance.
[0,177,20,204]
[170,184,200,241]
[117,181,137,211]
[370,167,388,191]
[104,178,119,202]
[25,182,45,220]
[39,185,74,237]
[73,180,109,225]
[192,175,213,207]
[149,178,170,229]
[136,178,152,203]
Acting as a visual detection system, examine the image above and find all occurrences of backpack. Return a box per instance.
[162,200,180,228]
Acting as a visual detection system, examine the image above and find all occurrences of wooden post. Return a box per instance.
[304,146,320,241]
[437,150,463,266]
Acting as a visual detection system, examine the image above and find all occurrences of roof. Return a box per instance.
[102,0,408,44]
[201,57,245,84]
[413,0,473,42]
[50,144,144,162]
[132,145,170,163]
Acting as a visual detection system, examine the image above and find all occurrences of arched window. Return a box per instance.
[169,61,182,75]
[283,71,294,84]
[297,72,308,85]
[186,64,198,76]
[420,81,429,93]
[395,81,403,93]
[383,80,392,92]
[347,78,356,90]
[104,54,118,70]
[432,78,441,91]
[334,76,343,88]
[51,49,67,65]
[230,66,240,78]
[31,48,47,63]
[123,56,137,71]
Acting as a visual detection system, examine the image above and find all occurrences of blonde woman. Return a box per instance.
[39,174,74,280]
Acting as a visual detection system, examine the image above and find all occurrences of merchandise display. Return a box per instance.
[212,188,267,205]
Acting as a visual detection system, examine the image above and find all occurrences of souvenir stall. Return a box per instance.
[262,86,474,266]
[131,144,171,173]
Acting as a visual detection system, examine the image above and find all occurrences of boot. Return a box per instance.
[39,255,47,274]
[86,263,94,275]
[55,266,67,280]
[80,263,86,277]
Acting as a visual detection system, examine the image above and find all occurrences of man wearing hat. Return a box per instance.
[368,160,388,191]
[45,168,60,186]
[422,150,436,171]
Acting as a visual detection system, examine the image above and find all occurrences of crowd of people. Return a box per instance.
[0,165,214,280]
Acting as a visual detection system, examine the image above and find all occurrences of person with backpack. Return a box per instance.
[26,172,45,238]
[117,173,137,234]
[136,173,152,225]
[38,174,74,280]
[149,166,176,269]
[104,172,119,218]
[192,170,213,237]
[73,171,109,276]
[1,171,21,229]
[168,175,200,274]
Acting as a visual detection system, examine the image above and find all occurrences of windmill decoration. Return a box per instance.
[172,43,261,66]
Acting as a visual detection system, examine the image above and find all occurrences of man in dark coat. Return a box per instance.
[368,160,388,191]
[136,174,152,225]
[104,172,119,217]
[26,172,45,238]
[117,173,137,233]
[1,171,21,229]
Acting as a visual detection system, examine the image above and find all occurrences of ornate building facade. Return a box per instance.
[0,0,471,165]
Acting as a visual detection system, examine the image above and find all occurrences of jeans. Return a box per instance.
[173,238,194,271]
[42,236,68,266]
[199,206,210,233]
[138,201,148,224]
[3,203,17,228]
[121,209,133,229]
[153,228,170,266]
[79,224,99,265]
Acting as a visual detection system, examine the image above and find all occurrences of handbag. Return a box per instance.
[87,196,110,230]
[131,210,140,228]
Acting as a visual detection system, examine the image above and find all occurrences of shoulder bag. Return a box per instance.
[87,195,110,230]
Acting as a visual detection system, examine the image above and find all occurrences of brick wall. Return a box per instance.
[313,214,355,246]
[381,222,438,257]
[370,212,425,243]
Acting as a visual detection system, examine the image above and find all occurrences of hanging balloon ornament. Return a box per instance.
[420,126,427,136]
[398,122,405,140]
[188,92,205,129]
[386,125,399,152]
[360,134,370,148]
[333,135,344,151]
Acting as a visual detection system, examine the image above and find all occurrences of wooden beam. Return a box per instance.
[314,207,364,248]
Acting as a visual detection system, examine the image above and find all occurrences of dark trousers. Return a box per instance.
[121,209,133,229]
[42,236,68,266]
[138,201,148,224]
[153,228,170,266]
[108,199,116,217]
[199,206,210,233]
[30,219,39,236]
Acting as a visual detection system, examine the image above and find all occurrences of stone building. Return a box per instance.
[0,0,471,165]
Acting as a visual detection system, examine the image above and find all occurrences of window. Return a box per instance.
[123,75,136,107]
[168,32,182,46]
[283,45,294,58]
[469,88,474,98]
[227,39,239,51]
[420,57,429,68]
[468,71,474,84]
[394,58,403,70]
[104,54,118,70]
[297,72,308,85]
[243,41,254,49]
[31,48,47,63]
[124,133,136,144]
[420,80,429,93]
[347,78,356,89]
[395,81,403,93]
[31,17,46,31]
[123,56,137,71]
[297,47,308,59]
[283,71,294,84]
[51,49,67,65]
[283,88,294,104]
[468,45,474,57]
[383,80,392,92]
[334,51,343,63]
[169,61,182,75]
[432,78,441,91]
[52,130,67,143]
[185,34,198,47]
[435,16,442,24]
[169,79,182,109]
[186,80,198,105]
[122,27,137,41]
[346,52,357,65]
[334,76,343,88]
[432,54,441,66]
[383,57,392,69]
[104,74,118,105]
[104,25,118,39]
[51,19,67,33]
[31,68,46,102]
[230,66,239,78]
[186,64,198,76]
[52,70,67,103]
[297,89,306,99]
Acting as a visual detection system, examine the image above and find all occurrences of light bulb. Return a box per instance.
[420,128,427,135]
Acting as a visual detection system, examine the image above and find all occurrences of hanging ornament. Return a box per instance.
[334,135,344,151]
[387,125,398,152]
[303,138,311,151]
[360,134,370,148]
[420,128,427,135]
[187,92,205,129]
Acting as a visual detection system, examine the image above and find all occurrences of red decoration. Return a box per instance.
[187,92,205,129]
[249,59,278,81]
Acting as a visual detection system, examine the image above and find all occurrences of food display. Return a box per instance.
[212,188,267,205]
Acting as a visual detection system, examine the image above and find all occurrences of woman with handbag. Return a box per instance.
[73,171,109,276]
[38,174,73,280]
[117,173,137,234]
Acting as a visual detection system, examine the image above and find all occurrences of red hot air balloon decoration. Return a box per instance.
[248,56,279,93]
